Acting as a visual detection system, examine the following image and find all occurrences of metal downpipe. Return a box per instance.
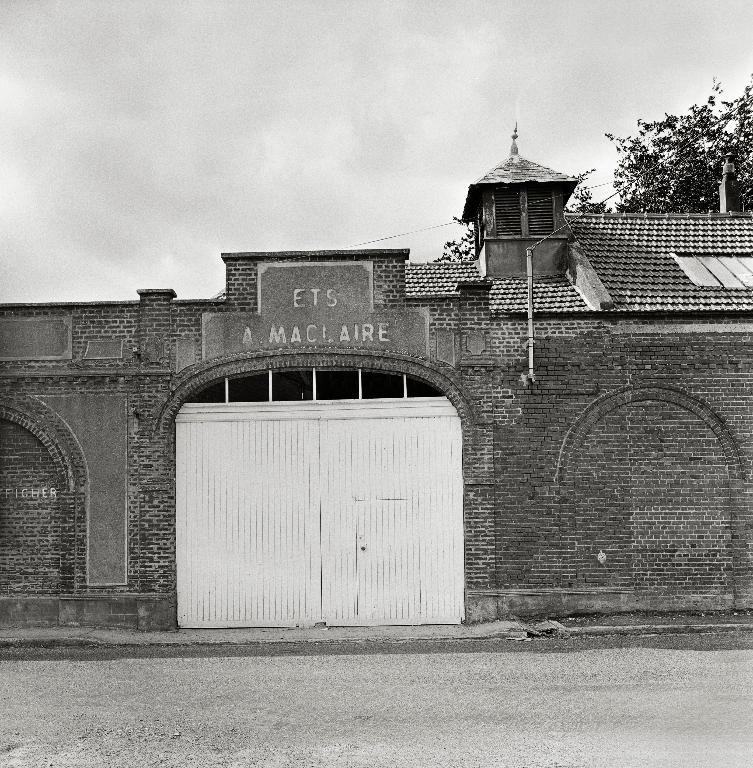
[526,246,535,383]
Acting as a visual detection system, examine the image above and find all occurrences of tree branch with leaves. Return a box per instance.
[607,77,752,213]
[437,217,475,262]
[440,77,752,259]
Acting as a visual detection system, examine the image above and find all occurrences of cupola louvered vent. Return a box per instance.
[527,188,554,236]
[494,188,521,236]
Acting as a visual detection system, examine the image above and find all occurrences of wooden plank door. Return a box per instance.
[176,411,322,627]
[177,399,464,628]
[320,406,464,625]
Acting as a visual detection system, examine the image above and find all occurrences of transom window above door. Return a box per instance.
[187,369,442,404]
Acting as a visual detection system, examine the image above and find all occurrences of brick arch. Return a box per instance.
[555,384,744,485]
[0,397,89,593]
[154,349,477,435]
[0,398,88,493]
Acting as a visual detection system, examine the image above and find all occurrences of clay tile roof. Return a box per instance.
[405,262,588,313]
[488,276,588,313]
[568,212,753,312]
[473,154,578,186]
[405,261,482,297]
[462,154,578,220]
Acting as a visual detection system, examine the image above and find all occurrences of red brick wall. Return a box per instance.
[0,303,140,372]
[222,252,408,310]
[2,256,752,624]
[490,319,751,614]
[0,420,68,593]
[567,400,732,592]
[223,259,258,311]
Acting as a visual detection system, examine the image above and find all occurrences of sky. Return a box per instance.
[1,0,752,303]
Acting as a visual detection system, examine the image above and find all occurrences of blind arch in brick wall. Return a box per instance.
[0,397,90,593]
[0,398,89,494]
[554,384,745,486]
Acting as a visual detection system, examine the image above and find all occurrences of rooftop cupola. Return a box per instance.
[719,152,741,213]
[462,127,578,277]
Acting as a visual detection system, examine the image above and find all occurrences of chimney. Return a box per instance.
[719,153,741,213]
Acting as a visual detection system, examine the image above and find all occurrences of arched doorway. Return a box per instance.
[175,367,464,627]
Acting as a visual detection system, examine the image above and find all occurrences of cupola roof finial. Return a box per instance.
[510,122,519,156]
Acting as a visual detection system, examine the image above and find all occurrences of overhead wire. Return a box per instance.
[347,221,458,248]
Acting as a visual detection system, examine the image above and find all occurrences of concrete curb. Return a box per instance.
[567,623,753,637]
[0,637,104,649]
[2,622,752,648]
[0,632,531,649]
[0,620,531,648]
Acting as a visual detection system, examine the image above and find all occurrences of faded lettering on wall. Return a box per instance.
[203,261,429,358]
[2,487,58,499]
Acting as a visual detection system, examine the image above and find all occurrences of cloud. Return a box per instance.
[2,1,752,301]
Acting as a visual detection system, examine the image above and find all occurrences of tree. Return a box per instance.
[440,77,752,258]
[437,217,475,262]
[607,77,752,213]
[566,169,611,214]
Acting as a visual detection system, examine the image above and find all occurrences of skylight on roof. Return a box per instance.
[673,253,753,289]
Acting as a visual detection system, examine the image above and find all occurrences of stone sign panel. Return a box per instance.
[174,338,198,372]
[465,331,487,356]
[0,316,72,360]
[435,329,456,366]
[84,340,124,359]
[203,261,429,358]
[43,394,128,586]
[257,262,374,315]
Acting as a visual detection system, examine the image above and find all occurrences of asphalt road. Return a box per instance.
[1,633,752,768]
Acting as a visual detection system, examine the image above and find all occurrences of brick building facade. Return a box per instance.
[1,144,752,629]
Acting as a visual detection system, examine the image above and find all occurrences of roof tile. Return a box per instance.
[473,154,578,186]
[462,153,578,220]
[404,262,481,297]
[568,212,753,312]
[405,263,588,313]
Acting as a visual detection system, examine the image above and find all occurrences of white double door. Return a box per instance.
[176,399,464,627]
